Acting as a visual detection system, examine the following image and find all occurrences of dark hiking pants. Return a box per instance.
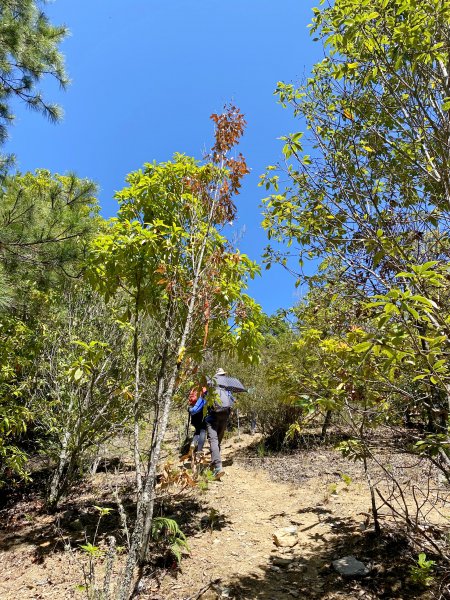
[206,409,230,470]
[191,411,206,452]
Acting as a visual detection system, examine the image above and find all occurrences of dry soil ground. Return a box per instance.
[0,431,448,599]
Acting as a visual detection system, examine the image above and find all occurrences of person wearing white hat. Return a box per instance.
[206,368,235,480]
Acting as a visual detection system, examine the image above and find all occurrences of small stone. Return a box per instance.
[272,526,298,548]
[332,555,370,577]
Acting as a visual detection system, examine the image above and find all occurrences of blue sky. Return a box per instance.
[6,0,323,314]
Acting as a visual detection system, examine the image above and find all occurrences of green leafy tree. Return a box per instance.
[224,312,304,447]
[37,285,137,507]
[89,106,263,595]
[262,0,450,544]
[0,170,101,484]
[262,0,450,437]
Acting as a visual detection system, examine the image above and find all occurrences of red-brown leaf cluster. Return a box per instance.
[210,104,246,161]
[209,104,249,222]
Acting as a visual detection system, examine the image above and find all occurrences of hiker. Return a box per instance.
[188,386,207,456]
[206,368,236,479]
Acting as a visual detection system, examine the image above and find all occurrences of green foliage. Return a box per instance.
[203,508,221,531]
[197,467,215,492]
[262,0,450,289]
[0,170,100,281]
[261,0,450,485]
[327,483,338,496]
[222,312,308,447]
[80,543,104,559]
[256,440,267,458]
[0,170,103,487]
[151,516,189,564]
[0,1,68,169]
[89,153,263,367]
[93,505,113,518]
[410,552,436,587]
[40,285,139,505]
[339,472,352,487]
[0,282,135,495]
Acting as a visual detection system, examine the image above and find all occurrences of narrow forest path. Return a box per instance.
[157,434,379,600]
[1,432,436,600]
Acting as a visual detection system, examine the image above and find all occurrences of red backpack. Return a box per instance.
[188,386,207,406]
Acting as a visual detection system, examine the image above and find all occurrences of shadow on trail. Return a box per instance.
[0,454,224,568]
[0,494,130,556]
[156,496,231,537]
[223,524,424,600]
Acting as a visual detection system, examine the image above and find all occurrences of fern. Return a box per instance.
[151,516,189,564]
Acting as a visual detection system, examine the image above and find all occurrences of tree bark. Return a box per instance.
[320,409,332,440]
[133,306,142,497]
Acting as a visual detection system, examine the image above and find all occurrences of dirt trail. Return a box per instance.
[0,432,436,599]
[158,435,374,600]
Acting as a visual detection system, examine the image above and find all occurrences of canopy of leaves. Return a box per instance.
[0,169,101,296]
[260,0,450,461]
[0,170,101,483]
[90,152,262,365]
[262,0,450,295]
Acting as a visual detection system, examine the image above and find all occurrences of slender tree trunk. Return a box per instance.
[48,397,74,507]
[139,369,178,560]
[320,409,332,440]
[364,455,380,535]
[48,430,70,507]
[102,535,116,600]
[117,366,176,599]
[133,305,142,497]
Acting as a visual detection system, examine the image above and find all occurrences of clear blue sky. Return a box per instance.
[6,0,323,315]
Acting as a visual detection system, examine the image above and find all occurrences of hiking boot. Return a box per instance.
[188,443,196,457]
[213,468,225,480]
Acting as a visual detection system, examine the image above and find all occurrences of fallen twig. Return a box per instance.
[188,577,221,600]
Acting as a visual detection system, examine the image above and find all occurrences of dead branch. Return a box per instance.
[187,578,222,600]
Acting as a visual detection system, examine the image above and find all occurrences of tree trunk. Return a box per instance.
[320,409,332,440]
[48,403,73,507]
[48,449,68,508]
[139,370,178,560]
[364,455,381,535]
[133,308,142,497]
[117,367,176,600]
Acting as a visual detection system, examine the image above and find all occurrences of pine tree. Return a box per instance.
[0,0,68,169]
